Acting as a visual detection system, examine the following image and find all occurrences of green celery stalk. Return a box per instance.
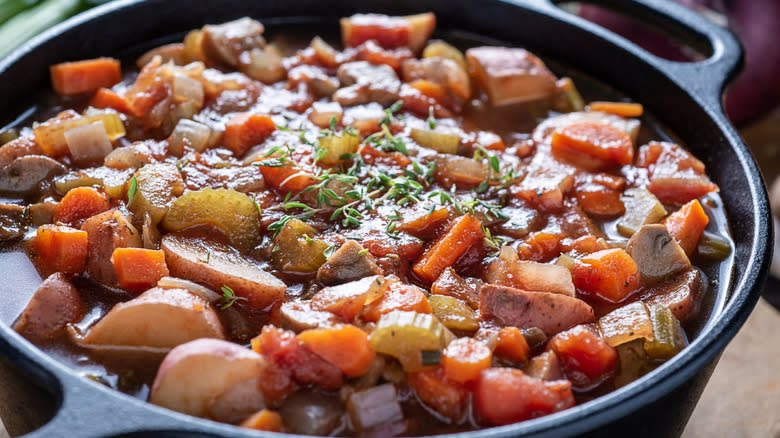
[0,0,83,59]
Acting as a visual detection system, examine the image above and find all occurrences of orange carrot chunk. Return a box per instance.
[408,367,470,422]
[571,248,640,303]
[53,187,111,227]
[551,121,634,170]
[111,247,169,293]
[588,101,644,118]
[34,225,89,275]
[494,327,531,363]
[50,58,122,96]
[88,88,131,113]
[663,199,709,256]
[412,214,484,283]
[298,325,375,377]
[222,113,276,157]
[360,282,431,323]
[443,337,492,383]
[239,409,284,432]
[258,162,318,194]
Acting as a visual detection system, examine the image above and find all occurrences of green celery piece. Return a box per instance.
[644,304,685,360]
[0,0,84,59]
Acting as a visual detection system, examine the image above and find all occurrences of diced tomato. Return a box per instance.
[517,232,562,263]
[663,199,709,256]
[408,367,470,422]
[547,325,617,389]
[124,57,170,119]
[571,248,640,302]
[551,121,634,170]
[636,141,717,205]
[343,14,411,49]
[252,326,343,391]
[412,214,484,283]
[474,368,574,426]
[361,282,431,322]
[34,225,89,275]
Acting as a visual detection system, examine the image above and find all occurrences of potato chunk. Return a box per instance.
[14,273,84,341]
[466,46,557,105]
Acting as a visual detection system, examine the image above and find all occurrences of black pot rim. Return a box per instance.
[0,0,771,437]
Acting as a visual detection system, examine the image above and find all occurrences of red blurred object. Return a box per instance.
[578,1,780,125]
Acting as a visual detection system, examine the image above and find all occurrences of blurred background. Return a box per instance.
[0,0,777,437]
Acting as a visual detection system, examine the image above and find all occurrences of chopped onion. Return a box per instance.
[157,276,221,303]
[435,155,489,186]
[33,111,125,158]
[173,73,205,107]
[410,127,460,154]
[319,132,359,164]
[309,101,343,129]
[598,301,654,347]
[167,119,211,156]
[346,384,404,433]
[64,121,113,165]
[241,47,285,84]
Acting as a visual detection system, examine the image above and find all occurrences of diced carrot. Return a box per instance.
[50,58,122,96]
[360,143,412,168]
[409,79,447,102]
[239,409,284,432]
[562,235,608,256]
[588,101,644,118]
[474,368,574,426]
[407,367,469,422]
[494,327,530,363]
[571,248,640,302]
[397,207,450,238]
[663,199,709,256]
[361,282,431,323]
[443,337,492,382]
[34,225,88,275]
[412,214,484,283]
[298,325,375,377]
[88,88,131,113]
[53,187,111,227]
[110,248,169,294]
[258,162,318,194]
[222,113,276,157]
[547,324,617,389]
[517,232,562,263]
[551,121,634,170]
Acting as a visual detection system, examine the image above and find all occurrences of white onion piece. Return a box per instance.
[241,47,285,83]
[309,101,343,129]
[167,119,211,156]
[157,276,222,303]
[64,121,113,165]
[173,73,205,107]
[346,384,403,432]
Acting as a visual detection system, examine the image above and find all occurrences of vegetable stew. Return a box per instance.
[0,13,733,436]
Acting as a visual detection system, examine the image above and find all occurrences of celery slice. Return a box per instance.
[319,133,359,164]
[369,311,453,372]
[644,304,686,360]
[410,128,460,155]
[428,295,478,333]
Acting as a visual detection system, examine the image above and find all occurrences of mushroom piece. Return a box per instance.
[0,203,26,241]
[316,240,383,286]
[626,224,690,285]
[201,17,266,68]
[0,155,66,194]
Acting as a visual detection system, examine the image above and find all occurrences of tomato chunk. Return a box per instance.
[636,141,717,204]
[547,325,617,389]
[474,368,574,425]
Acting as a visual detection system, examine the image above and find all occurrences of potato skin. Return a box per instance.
[13,273,84,341]
[162,233,287,310]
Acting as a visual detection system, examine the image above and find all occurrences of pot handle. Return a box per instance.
[541,0,743,114]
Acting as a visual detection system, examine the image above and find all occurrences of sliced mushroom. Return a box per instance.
[0,203,26,241]
[0,155,66,194]
[333,61,401,107]
[626,224,691,285]
[316,240,383,286]
[280,301,339,333]
[201,18,266,68]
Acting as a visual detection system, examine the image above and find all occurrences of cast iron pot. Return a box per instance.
[0,0,771,437]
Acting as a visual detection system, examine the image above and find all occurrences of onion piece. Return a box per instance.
[157,276,221,303]
[167,119,211,156]
[346,384,404,433]
[173,73,205,107]
[64,121,113,166]
[241,47,285,84]
[34,111,125,158]
[410,127,460,154]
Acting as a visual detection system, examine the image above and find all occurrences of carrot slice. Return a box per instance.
[571,248,640,302]
[298,325,375,377]
[397,207,450,237]
[494,327,530,363]
[663,199,709,256]
[239,409,284,432]
[50,58,122,96]
[111,248,169,294]
[551,121,634,170]
[222,113,276,157]
[361,282,431,323]
[412,214,484,283]
[34,225,88,275]
[53,187,111,227]
[88,88,131,113]
[443,337,492,382]
[588,101,644,118]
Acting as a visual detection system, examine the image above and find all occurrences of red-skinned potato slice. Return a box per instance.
[150,338,266,417]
